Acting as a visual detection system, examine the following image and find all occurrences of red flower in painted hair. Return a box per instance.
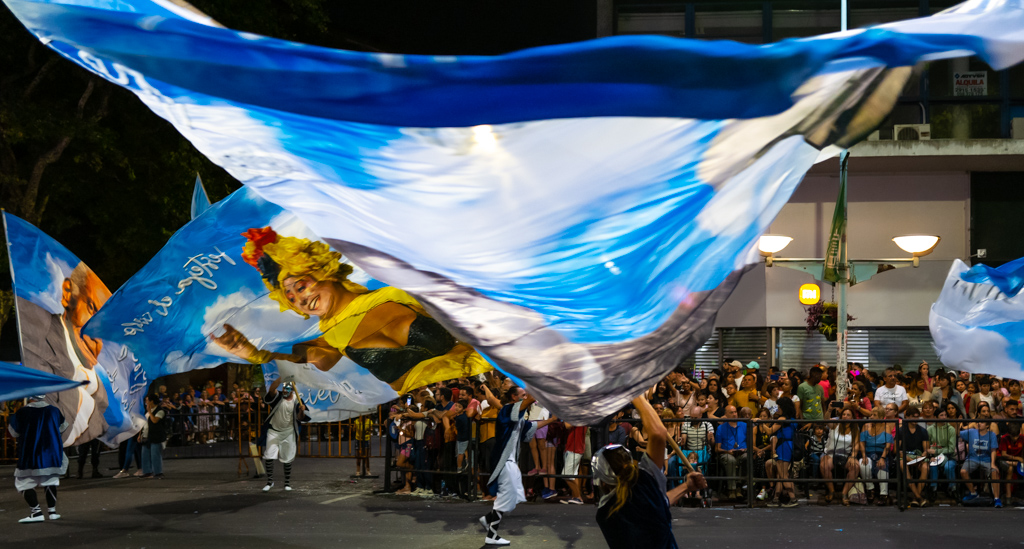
[241,227,278,268]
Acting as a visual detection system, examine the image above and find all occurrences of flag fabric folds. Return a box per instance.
[3,212,141,445]
[0,361,87,403]
[931,259,1024,380]
[8,0,1024,422]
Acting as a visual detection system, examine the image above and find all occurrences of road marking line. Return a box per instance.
[321,494,361,505]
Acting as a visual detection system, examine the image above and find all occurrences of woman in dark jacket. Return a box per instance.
[592,391,706,549]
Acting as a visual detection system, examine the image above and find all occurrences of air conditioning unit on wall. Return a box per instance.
[894,124,931,141]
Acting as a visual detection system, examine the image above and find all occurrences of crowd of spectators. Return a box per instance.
[142,381,263,447]
[383,360,1024,509]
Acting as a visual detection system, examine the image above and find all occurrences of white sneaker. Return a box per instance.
[19,514,44,524]
[485,535,511,546]
[113,470,130,479]
[133,470,145,477]
[284,485,293,491]
[263,482,274,492]
[48,513,61,520]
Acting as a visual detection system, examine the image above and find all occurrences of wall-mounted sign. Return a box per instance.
[799,283,821,305]
[954,72,987,96]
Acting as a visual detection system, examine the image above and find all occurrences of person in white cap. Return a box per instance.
[591,391,706,549]
[9,395,68,523]
[262,378,308,492]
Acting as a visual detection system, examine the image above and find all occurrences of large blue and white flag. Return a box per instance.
[3,212,142,445]
[931,259,1024,379]
[9,0,1024,422]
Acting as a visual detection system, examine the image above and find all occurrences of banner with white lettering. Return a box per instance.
[83,187,403,412]
[3,212,141,446]
[261,361,381,422]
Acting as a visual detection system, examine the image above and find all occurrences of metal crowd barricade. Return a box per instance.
[298,406,388,459]
[0,400,22,464]
[380,413,1024,510]
[383,416,600,500]
[664,416,1024,511]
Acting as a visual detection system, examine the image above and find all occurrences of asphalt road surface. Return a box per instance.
[0,454,1020,548]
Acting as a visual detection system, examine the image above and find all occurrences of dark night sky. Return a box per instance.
[323,1,598,55]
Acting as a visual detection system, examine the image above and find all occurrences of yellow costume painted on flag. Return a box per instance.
[319,286,491,394]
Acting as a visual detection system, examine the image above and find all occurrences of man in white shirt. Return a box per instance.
[874,368,909,415]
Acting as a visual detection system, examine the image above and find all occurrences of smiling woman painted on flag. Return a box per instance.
[210,227,492,394]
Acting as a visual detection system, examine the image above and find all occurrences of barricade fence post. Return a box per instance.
[746,418,755,507]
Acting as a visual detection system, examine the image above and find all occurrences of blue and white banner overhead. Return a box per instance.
[931,259,1024,379]
[0,361,88,403]
[9,0,1024,422]
[3,212,141,445]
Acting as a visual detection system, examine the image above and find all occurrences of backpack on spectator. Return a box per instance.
[790,429,809,463]
[424,420,442,451]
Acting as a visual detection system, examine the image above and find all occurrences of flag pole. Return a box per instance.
[835,1,850,403]
[836,151,849,403]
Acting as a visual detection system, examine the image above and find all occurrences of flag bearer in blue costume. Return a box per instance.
[591,391,707,549]
[9,394,69,523]
[479,386,558,546]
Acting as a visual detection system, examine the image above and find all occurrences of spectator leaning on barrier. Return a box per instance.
[752,408,777,501]
[901,406,931,507]
[715,405,748,500]
[822,408,859,506]
[679,412,714,473]
[858,406,893,506]
[960,414,1002,507]
[997,423,1023,501]
[561,422,588,505]
[926,400,959,499]
[473,382,501,501]
[768,397,799,508]
[353,412,374,478]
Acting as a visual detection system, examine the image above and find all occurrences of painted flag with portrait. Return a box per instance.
[3,212,141,445]
[9,0,1024,422]
[85,186,489,420]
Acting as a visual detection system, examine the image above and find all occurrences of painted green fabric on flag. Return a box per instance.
[823,152,848,283]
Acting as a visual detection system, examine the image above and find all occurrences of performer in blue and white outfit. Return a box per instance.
[9,394,68,523]
[480,387,557,546]
[262,379,308,492]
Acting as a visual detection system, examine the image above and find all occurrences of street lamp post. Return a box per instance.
[758,154,939,402]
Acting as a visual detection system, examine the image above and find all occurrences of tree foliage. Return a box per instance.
[0,1,330,357]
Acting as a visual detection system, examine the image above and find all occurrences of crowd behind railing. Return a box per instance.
[381,360,1024,509]
[5,359,1023,509]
